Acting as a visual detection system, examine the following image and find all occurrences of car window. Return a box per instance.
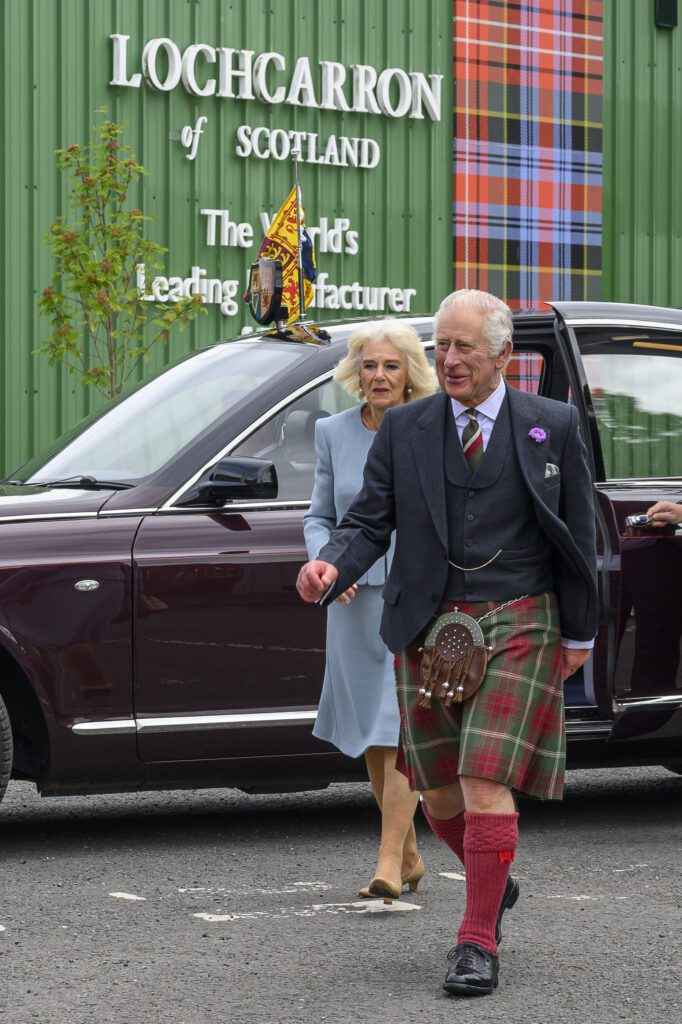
[232,378,359,501]
[577,331,682,479]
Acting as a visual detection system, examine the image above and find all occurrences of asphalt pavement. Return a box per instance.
[1,766,680,1024]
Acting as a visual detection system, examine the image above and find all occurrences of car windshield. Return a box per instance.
[13,341,312,486]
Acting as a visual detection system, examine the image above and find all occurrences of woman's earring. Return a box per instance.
[406,384,413,394]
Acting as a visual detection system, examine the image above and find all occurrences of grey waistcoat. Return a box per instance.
[444,397,554,601]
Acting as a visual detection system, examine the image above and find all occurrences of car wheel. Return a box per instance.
[663,764,682,776]
[0,693,12,806]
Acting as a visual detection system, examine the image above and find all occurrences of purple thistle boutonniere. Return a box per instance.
[528,427,546,443]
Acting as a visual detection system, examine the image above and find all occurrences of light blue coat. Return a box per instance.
[304,405,396,584]
[304,405,400,758]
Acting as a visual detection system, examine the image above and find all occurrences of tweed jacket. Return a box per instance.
[304,405,395,586]
[318,385,598,654]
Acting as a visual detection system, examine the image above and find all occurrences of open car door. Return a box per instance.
[550,302,682,756]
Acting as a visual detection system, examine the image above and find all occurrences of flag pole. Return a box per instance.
[291,148,307,324]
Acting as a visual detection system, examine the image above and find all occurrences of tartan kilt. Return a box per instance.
[395,592,566,801]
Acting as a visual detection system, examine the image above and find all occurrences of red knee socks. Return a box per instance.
[457,811,519,955]
[421,803,466,865]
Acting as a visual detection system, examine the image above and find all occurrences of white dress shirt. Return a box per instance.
[450,376,506,448]
[451,379,593,652]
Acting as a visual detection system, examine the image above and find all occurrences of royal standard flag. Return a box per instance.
[249,187,316,323]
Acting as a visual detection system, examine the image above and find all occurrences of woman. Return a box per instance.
[304,320,438,900]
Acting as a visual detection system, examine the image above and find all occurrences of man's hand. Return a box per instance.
[296,560,339,603]
[561,647,591,681]
[647,500,682,527]
[336,584,358,604]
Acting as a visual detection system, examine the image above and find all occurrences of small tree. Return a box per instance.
[38,113,205,399]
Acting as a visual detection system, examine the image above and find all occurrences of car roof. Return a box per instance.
[547,300,682,329]
[211,300,682,357]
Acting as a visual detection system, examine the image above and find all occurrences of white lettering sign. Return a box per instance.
[136,264,416,319]
[180,116,208,160]
[234,125,380,168]
[200,209,253,248]
[141,37,182,91]
[137,264,240,316]
[311,273,416,314]
[199,211,359,255]
[111,34,443,122]
[114,31,432,322]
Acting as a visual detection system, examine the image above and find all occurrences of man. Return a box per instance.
[297,289,598,997]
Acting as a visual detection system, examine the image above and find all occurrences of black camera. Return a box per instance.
[624,514,651,528]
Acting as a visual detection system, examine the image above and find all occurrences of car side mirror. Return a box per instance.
[178,457,278,507]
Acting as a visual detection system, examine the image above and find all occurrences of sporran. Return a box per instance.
[417,611,488,708]
[416,596,528,709]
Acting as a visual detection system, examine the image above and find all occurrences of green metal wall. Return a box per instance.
[0,0,452,476]
[602,0,682,305]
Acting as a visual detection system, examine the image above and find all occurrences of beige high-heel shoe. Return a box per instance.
[367,876,402,905]
[358,856,425,900]
[401,854,425,892]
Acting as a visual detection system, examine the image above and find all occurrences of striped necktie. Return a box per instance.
[462,408,484,471]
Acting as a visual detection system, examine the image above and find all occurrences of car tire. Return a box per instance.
[0,693,12,806]
[663,764,682,777]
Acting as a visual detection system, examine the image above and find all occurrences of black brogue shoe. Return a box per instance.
[495,874,520,945]
[443,942,499,996]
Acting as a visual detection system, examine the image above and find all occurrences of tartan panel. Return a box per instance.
[395,592,566,800]
[453,0,603,309]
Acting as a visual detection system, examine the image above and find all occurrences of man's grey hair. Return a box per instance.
[434,289,513,356]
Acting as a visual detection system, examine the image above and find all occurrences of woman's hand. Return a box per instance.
[646,500,682,527]
[335,584,359,604]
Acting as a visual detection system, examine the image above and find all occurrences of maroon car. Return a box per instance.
[1,302,681,809]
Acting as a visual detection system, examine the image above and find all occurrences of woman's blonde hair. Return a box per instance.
[334,320,438,402]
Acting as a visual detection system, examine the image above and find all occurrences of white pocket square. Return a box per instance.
[545,463,560,479]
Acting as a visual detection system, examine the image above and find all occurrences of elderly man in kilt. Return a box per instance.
[297,288,598,997]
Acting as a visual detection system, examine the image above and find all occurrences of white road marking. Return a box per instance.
[441,875,626,903]
[291,882,330,889]
[194,911,269,922]
[178,882,331,896]
[109,892,146,901]
[547,895,596,901]
[0,924,5,932]
[192,900,420,923]
[313,900,420,914]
